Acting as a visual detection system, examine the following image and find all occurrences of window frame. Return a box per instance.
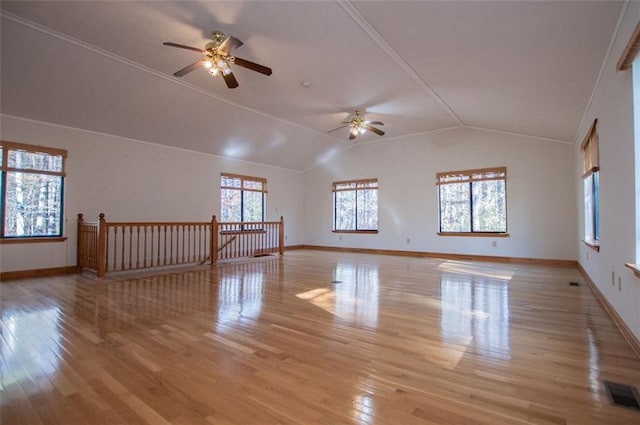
[580,119,600,251]
[0,141,67,243]
[332,178,379,234]
[436,167,508,237]
[220,173,267,228]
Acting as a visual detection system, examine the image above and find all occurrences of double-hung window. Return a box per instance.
[581,119,599,249]
[437,167,507,235]
[0,141,66,240]
[220,173,266,223]
[333,179,378,232]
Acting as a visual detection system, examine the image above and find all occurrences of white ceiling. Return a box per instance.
[0,1,623,171]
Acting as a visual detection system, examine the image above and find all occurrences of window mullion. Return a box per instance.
[469,181,474,232]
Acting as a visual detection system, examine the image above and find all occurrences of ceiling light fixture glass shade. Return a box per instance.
[350,120,366,135]
[202,54,232,77]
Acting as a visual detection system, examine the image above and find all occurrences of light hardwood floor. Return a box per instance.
[1,250,639,424]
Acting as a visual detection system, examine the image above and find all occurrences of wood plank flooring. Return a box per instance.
[1,250,639,424]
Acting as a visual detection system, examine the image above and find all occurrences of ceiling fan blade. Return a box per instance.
[223,72,239,89]
[365,125,385,136]
[163,42,205,54]
[349,132,357,140]
[219,36,243,54]
[233,57,273,75]
[366,121,384,126]
[328,124,350,133]
[174,60,204,77]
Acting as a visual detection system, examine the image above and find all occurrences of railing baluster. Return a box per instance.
[136,225,141,269]
[164,225,168,266]
[182,224,186,263]
[144,225,148,268]
[170,225,174,265]
[129,225,133,270]
[121,226,125,271]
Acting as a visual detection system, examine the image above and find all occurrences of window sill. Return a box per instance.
[332,230,379,234]
[437,232,509,238]
[625,263,640,279]
[582,239,600,252]
[0,237,67,245]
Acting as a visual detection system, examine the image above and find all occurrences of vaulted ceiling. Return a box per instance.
[0,1,623,171]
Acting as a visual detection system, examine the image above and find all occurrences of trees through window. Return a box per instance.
[1,141,66,239]
[333,179,378,232]
[437,167,507,234]
[220,173,266,223]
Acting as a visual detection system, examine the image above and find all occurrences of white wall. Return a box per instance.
[304,126,576,261]
[575,3,640,341]
[0,115,305,272]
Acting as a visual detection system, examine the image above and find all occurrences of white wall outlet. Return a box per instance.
[406,238,411,244]
[492,240,497,247]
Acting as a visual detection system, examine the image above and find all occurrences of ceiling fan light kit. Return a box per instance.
[163,30,272,89]
[332,109,385,141]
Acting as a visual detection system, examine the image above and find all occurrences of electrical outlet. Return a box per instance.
[285,235,288,240]
[406,238,411,244]
[339,235,342,241]
[492,240,497,247]
[612,271,615,286]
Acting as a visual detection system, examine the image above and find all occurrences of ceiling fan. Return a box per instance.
[163,31,272,89]
[329,110,385,140]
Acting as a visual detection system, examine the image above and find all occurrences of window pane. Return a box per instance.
[356,189,378,230]
[472,180,506,232]
[335,182,356,191]
[4,172,62,237]
[221,188,241,221]
[593,171,600,240]
[243,191,264,222]
[584,176,594,241]
[221,175,241,188]
[8,150,63,172]
[335,191,356,230]
[439,183,471,232]
[243,180,263,191]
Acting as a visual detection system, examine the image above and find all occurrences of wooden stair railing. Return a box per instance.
[77,214,285,277]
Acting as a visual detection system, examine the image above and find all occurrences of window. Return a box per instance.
[437,167,507,235]
[619,21,640,274]
[581,119,599,249]
[332,179,378,232]
[220,173,266,222]
[0,141,66,240]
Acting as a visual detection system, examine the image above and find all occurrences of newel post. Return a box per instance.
[210,215,218,268]
[279,216,285,256]
[76,213,84,271]
[97,213,107,278]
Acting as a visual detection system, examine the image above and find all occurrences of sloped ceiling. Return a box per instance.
[0,1,623,171]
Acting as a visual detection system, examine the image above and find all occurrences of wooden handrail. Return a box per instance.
[77,213,285,277]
